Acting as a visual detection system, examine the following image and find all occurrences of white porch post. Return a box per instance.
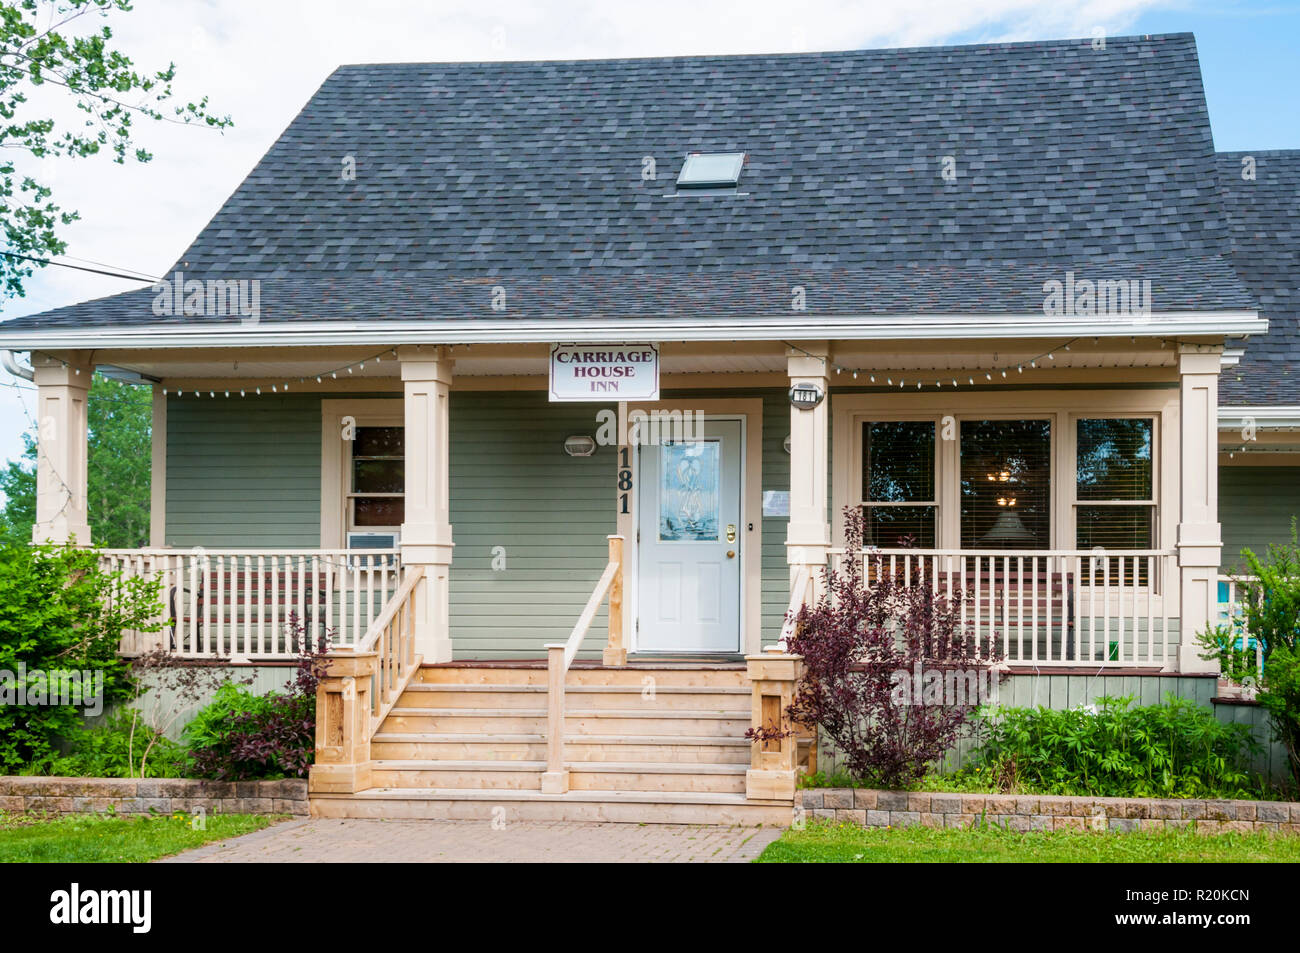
[1176,344,1224,673]
[785,343,831,617]
[398,346,455,663]
[31,351,93,546]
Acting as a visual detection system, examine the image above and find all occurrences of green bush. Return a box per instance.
[183,673,318,781]
[1199,519,1300,788]
[967,695,1261,798]
[39,709,185,779]
[0,542,162,772]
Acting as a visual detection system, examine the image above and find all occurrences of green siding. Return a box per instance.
[760,391,792,642]
[449,392,615,659]
[161,388,806,655]
[165,395,322,547]
[1220,466,1300,571]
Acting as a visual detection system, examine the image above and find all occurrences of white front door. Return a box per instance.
[636,419,742,653]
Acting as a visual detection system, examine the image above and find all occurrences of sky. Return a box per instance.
[0,0,1297,489]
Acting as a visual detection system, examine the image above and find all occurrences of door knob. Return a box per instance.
[726,550,736,559]
[726,523,736,542]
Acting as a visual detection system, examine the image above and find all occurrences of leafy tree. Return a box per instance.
[0,372,151,546]
[0,0,231,297]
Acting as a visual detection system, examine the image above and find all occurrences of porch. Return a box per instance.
[31,334,1237,820]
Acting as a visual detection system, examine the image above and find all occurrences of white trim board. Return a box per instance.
[0,311,1265,349]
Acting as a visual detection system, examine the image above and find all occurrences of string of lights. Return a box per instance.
[782,334,1223,389]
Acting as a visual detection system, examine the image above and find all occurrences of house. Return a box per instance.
[1215,150,1300,576]
[0,33,1285,820]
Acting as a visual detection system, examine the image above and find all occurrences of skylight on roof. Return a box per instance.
[676,152,745,188]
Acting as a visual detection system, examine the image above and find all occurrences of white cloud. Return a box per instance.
[0,0,1161,480]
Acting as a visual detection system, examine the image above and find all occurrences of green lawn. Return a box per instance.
[758,821,1300,863]
[0,811,286,863]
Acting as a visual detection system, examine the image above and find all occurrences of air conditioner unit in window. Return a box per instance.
[346,531,400,569]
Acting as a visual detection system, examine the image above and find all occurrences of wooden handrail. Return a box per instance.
[542,535,624,794]
[353,565,424,736]
[355,565,423,654]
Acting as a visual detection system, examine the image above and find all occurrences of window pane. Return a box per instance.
[353,498,405,527]
[1077,419,1152,501]
[862,421,935,503]
[960,419,1051,549]
[863,505,936,548]
[353,426,404,457]
[1076,505,1154,549]
[353,459,405,493]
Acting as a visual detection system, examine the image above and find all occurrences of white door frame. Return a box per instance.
[617,399,764,656]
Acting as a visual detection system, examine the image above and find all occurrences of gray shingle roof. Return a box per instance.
[0,32,1255,336]
[1218,150,1300,406]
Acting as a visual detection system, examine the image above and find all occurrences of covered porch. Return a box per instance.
[27,335,1232,673]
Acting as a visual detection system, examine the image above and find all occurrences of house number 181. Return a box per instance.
[618,447,632,514]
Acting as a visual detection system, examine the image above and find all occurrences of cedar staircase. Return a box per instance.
[309,538,803,825]
[310,661,792,824]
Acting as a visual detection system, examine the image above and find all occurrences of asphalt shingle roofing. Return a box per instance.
[1218,150,1300,406]
[0,32,1257,333]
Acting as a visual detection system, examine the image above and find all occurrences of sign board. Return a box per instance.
[549,344,660,402]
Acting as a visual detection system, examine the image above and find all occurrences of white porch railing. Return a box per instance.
[825,548,1178,668]
[100,548,402,660]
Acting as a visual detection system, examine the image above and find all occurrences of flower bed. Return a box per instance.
[800,789,1300,834]
[0,776,308,816]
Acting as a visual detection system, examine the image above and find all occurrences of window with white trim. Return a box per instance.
[859,420,937,547]
[960,419,1052,550]
[1074,417,1155,550]
[347,426,405,532]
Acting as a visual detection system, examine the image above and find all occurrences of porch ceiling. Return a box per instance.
[96,338,1188,385]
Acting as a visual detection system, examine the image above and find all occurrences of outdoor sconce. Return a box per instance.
[563,435,597,457]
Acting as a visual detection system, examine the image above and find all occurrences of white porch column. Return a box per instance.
[786,343,831,609]
[398,346,455,663]
[31,351,93,545]
[1176,345,1223,673]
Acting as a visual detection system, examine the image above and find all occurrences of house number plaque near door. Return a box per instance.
[788,382,824,409]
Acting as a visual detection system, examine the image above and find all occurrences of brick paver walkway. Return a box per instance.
[162,818,781,863]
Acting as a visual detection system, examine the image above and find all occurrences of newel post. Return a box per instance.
[541,643,569,794]
[309,652,376,795]
[603,534,626,666]
[745,647,803,802]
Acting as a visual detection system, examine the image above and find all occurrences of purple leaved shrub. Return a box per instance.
[185,616,330,781]
[780,509,1005,788]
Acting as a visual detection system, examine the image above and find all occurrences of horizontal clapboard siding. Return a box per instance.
[1220,465,1300,571]
[449,392,615,658]
[163,388,800,655]
[165,395,322,548]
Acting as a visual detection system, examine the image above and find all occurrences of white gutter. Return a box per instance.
[0,310,1267,349]
[1,349,33,380]
[1218,407,1300,431]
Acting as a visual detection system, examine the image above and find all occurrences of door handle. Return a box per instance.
[726,550,736,559]
[726,523,736,543]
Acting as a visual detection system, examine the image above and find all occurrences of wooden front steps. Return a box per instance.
[310,662,792,826]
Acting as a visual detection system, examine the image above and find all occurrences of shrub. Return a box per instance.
[967,695,1260,798]
[780,509,1004,788]
[40,709,185,779]
[1199,518,1300,788]
[0,542,162,771]
[185,642,327,781]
